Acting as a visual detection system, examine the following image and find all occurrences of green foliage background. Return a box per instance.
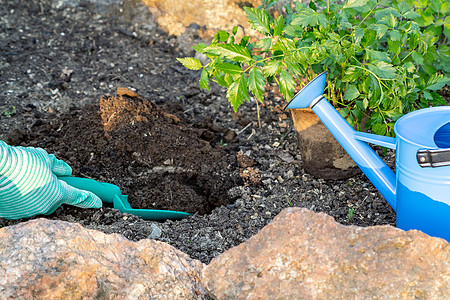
[178,0,450,136]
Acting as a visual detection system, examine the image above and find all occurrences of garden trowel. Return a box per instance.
[58,176,191,221]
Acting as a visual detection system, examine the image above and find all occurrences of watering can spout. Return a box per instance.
[286,72,397,210]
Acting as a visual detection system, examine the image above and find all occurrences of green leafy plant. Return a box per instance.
[4,106,17,118]
[178,0,449,136]
[347,207,355,223]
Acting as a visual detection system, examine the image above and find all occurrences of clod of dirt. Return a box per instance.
[20,92,241,215]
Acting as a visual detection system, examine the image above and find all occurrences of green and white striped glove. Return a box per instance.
[0,141,102,219]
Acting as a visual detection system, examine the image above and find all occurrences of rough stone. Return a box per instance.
[141,0,261,37]
[0,219,209,299]
[203,207,450,299]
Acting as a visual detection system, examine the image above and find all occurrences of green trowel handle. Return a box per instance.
[58,176,122,204]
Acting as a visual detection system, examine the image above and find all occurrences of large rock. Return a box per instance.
[141,0,261,37]
[0,219,208,299]
[203,207,450,299]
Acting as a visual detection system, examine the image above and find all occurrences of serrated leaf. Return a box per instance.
[373,24,389,39]
[354,27,365,45]
[263,60,281,76]
[343,0,369,9]
[200,68,210,90]
[374,8,401,21]
[227,75,249,112]
[215,63,243,75]
[425,74,450,90]
[362,29,376,47]
[422,90,433,100]
[204,44,252,62]
[291,7,328,28]
[192,43,207,53]
[248,68,265,103]
[214,71,230,87]
[388,40,401,56]
[344,84,360,101]
[416,9,434,27]
[283,24,303,37]
[342,66,362,82]
[403,61,416,73]
[409,32,420,49]
[444,16,450,39]
[366,49,391,62]
[285,60,303,76]
[403,11,421,19]
[278,69,296,100]
[244,6,271,35]
[368,61,397,79]
[255,38,273,51]
[390,29,401,41]
[273,15,285,36]
[411,51,424,65]
[176,57,202,70]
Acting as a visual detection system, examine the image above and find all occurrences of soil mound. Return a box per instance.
[14,90,241,214]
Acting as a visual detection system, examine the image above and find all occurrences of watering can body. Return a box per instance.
[286,72,450,241]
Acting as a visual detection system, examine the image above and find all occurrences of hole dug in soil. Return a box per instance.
[15,90,242,215]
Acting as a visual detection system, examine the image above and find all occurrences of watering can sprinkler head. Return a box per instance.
[285,72,327,110]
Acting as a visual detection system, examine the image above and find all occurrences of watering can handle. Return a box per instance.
[417,148,450,168]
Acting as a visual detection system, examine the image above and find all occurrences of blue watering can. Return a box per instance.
[286,72,450,242]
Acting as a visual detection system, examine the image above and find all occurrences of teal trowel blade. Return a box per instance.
[58,176,191,220]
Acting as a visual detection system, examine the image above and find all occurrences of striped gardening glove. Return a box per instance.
[0,141,102,219]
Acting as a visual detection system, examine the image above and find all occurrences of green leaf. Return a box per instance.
[403,11,421,19]
[362,29,376,47]
[444,16,450,39]
[415,9,434,27]
[389,30,401,41]
[283,24,304,37]
[403,61,416,73]
[344,84,360,101]
[255,38,273,51]
[373,24,389,39]
[204,44,252,62]
[409,32,420,49]
[366,49,391,62]
[216,30,230,42]
[291,7,328,28]
[263,60,281,76]
[248,68,265,103]
[343,0,369,9]
[425,74,450,91]
[273,15,285,36]
[200,68,210,90]
[176,57,202,70]
[342,66,362,82]
[227,75,249,112]
[215,63,243,75]
[368,61,397,79]
[388,40,401,56]
[354,28,365,45]
[244,6,271,35]
[411,51,424,65]
[372,123,387,136]
[192,43,207,53]
[214,71,230,87]
[232,26,238,35]
[278,69,296,100]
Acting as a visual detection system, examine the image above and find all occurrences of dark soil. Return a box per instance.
[2,0,442,264]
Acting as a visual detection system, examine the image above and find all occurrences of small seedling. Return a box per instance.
[4,106,16,118]
[347,208,355,223]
